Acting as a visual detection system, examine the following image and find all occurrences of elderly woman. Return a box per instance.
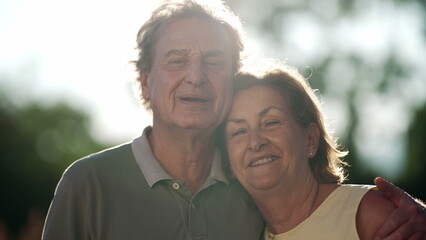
[222,64,397,239]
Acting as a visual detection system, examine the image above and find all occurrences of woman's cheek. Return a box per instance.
[232,143,246,168]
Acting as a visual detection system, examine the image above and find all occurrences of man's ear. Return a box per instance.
[140,71,150,101]
[307,122,320,157]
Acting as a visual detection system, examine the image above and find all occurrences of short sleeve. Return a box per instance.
[42,172,88,240]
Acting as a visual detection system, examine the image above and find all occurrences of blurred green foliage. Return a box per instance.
[348,103,426,201]
[228,0,426,199]
[1,0,425,238]
[400,104,426,199]
[0,94,108,238]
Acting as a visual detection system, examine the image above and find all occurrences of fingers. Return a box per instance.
[374,177,410,237]
[376,209,409,239]
[407,232,426,240]
[374,177,426,239]
[377,200,426,240]
[381,221,426,240]
[380,222,412,240]
[374,177,405,204]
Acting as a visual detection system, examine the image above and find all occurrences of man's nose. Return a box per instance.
[185,60,206,86]
[249,131,268,151]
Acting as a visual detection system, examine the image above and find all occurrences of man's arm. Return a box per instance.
[374,177,426,240]
[42,174,88,240]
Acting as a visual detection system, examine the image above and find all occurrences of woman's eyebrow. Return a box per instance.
[226,106,282,124]
[226,118,245,124]
[259,106,281,117]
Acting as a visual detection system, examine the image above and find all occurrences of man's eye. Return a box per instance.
[169,59,187,65]
[207,60,220,66]
[205,59,224,68]
[264,121,279,127]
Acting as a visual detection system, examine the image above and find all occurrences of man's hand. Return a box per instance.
[374,177,426,240]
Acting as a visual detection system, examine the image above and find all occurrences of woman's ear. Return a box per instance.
[140,72,150,101]
[307,122,320,157]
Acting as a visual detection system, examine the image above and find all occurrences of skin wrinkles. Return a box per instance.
[142,17,234,132]
[139,16,235,193]
[225,83,400,238]
[227,106,286,134]
[162,49,227,72]
[226,86,315,193]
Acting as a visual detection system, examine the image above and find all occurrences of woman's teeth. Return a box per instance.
[250,157,276,167]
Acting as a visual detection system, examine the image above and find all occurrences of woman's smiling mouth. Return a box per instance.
[249,156,278,167]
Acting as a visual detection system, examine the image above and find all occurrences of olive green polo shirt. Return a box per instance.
[42,126,264,240]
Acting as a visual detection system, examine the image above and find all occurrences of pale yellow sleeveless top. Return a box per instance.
[264,184,376,240]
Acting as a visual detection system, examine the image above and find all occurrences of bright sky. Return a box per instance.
[0,0,162,144]
[1,0,426,178]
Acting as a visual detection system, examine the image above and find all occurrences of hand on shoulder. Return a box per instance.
[356,189,396,240]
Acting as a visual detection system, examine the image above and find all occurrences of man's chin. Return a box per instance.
[175,121,219,132]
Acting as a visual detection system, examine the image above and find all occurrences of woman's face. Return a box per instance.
[225,85,318,193]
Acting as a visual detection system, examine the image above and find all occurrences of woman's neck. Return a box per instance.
[253,177,337,235]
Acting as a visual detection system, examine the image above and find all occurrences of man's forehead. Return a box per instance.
[154,17,233,53]
[164,48,227,58]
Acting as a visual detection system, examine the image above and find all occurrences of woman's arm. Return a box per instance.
[374,177,426,240]
[356,189,396,240]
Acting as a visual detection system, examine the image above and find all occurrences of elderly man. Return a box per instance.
[42,1,425,239]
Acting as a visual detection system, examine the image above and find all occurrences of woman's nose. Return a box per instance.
[249,131,268,151]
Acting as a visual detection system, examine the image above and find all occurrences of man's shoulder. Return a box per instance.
[63,142,135,179]
[83,142,133,162]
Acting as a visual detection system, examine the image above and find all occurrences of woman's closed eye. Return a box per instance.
[228,128,247,137]
[263,120,280,128]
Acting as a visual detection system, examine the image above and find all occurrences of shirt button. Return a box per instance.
[172,182,180,190]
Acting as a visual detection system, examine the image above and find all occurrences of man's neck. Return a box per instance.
[147,125,217,194]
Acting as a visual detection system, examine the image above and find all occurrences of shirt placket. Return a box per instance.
[167,180,210,240]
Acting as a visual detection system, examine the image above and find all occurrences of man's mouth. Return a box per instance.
[180,97,209,102]
[179,94,210,103]
[249,156,278,167]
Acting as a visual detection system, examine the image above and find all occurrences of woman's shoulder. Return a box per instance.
[356,188,396,239]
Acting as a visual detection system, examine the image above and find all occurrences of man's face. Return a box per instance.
[141,17,234,131]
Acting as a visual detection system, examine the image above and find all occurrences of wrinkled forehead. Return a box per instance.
[161,17,232,46]
[156,16,233,52]
[228,86,286,117]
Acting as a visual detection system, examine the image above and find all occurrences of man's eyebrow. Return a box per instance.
[203,50,226,58]
[165,49,189,57]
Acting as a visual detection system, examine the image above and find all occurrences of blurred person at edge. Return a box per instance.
[222,63,426,240]
[42,0,426,239]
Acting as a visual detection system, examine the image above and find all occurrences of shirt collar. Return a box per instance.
[131,126,229,187]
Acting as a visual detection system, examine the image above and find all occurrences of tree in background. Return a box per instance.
[0,94,108,240]
[227,0,426,199]
[400,103,426,200]
[1,0,425,238]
